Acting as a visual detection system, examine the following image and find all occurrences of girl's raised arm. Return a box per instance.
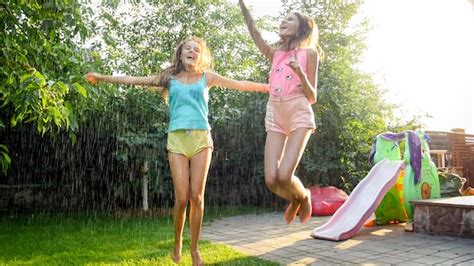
[239,0,274,61]
[206,72,268,93]
[85,72,165,92]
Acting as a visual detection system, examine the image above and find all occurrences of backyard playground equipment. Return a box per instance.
[311,129,441,241]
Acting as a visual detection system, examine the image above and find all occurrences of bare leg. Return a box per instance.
[264,131,292,200]
[278,128,313,223]
[265,131,301,223]
[189,148,212,266]
[168,152,190,263]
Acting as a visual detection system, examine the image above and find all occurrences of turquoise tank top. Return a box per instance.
[168,74,210,132]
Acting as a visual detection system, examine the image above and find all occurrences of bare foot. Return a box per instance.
[284,200,300,224]
[299,189,312,224]
[191,251,204,266]
[171,243,181,264]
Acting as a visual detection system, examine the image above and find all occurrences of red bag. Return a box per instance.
[310,186,348,216]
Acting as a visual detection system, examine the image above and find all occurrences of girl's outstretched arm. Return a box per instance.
[84,72,164,92]
[206,72,268,93]
[239,0,274,61]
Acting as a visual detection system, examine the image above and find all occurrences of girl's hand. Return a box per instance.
[84,72,99,85]
[286,56,304,77]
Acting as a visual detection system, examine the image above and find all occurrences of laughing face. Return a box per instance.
[180,40,202,67]
[279,13,300,38]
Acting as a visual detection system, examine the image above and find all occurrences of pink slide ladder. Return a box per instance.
[311,159,406,241]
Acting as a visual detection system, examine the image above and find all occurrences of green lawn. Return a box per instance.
[0,207,278,265]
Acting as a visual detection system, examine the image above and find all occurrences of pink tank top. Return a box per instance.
[268,49,308,97]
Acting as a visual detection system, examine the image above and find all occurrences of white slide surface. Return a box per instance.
[311,159,405,241]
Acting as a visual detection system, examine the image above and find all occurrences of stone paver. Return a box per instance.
[202,212,474,265]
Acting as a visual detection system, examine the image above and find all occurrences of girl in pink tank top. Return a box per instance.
[240,0,322,225]
[269,49,308,97]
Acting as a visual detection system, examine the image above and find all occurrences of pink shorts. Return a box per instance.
[265,93,316,135]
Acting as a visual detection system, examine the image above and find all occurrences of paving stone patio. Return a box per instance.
[202,212,474,265]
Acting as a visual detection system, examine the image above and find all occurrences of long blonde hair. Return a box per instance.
[156,36,213,90]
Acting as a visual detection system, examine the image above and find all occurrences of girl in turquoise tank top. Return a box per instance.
[240,0,323,225]
[85,36,267,266]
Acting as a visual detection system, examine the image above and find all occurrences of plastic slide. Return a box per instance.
[311,159,406,241]
[371,133,408,225]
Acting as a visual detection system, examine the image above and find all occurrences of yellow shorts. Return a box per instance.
[167,130,213,159]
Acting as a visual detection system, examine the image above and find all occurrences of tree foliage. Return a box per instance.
[0,0,412,210]
[0,1,95,173]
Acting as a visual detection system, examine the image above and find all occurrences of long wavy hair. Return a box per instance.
[156,36,214,97]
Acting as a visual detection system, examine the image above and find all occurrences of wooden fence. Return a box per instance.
[426,129,474,187]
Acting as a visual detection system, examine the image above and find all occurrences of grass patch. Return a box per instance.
[0,207,278,265]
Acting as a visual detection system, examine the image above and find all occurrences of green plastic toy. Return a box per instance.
[403,129,441,220]
[370,129,440,223]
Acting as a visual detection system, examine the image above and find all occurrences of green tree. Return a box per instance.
[0,1,94,173]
